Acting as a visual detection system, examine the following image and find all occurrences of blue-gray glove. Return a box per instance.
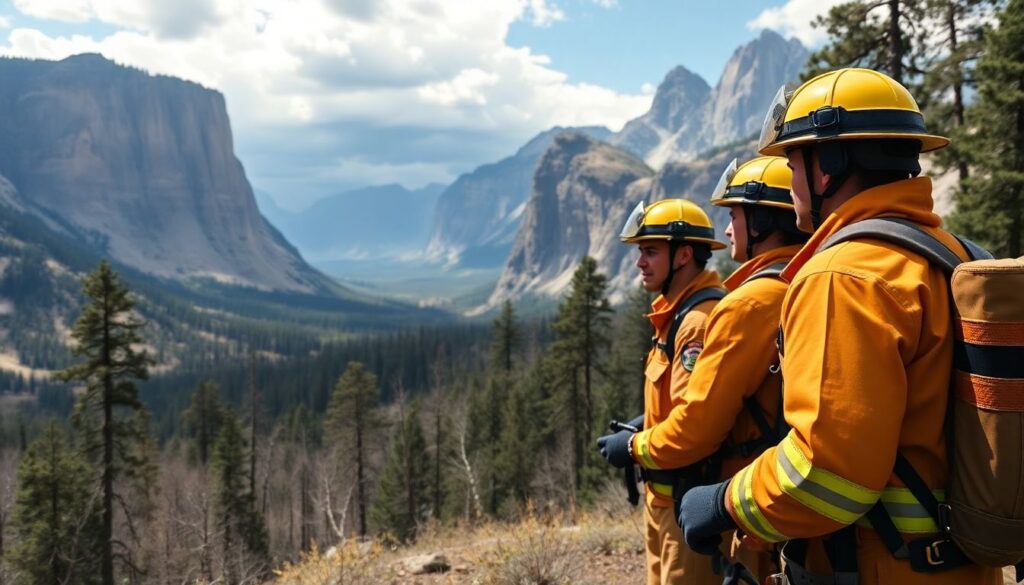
[678,480,736,556]
[596,430,634,468]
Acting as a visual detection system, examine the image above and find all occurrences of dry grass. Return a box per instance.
[275,485,647,585]
[274,541,392,585]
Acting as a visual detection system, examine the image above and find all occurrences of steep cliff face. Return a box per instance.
[613,30,808,167]
[425,126,612,268]
[481,134,758,312]
[0,54,329,293]
[483,132,654,311]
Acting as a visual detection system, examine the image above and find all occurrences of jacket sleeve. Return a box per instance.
[726,269,917,542]
[632,295,778,470]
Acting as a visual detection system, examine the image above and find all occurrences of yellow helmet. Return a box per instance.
[619,198,726,250]
[710,156,794,211]
[757,68,949,157]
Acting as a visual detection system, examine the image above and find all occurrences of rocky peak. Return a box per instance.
[647,66,712,129]
[698,29,809,146]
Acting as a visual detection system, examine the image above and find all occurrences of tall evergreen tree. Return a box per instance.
[602,286,652,429]
[948,0,1024,257]
[921,0,998,181]
[57,261,154,585]
[369,401,430,542]
[804,0,927,84]
[181,381,225,466]
[323,361,382,537]
[9,422,102,585]
[548,257,612,506]
[211,410,268,585]
[493,368,550,510]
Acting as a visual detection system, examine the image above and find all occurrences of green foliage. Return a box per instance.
[548,257,613,503]
[182,380,225,466]
[369,401,431,542]
[803,0,927,84]
[324,362,383,537]
[9,421,102,585]
[211,409,268,581]
[57,261,157,585]
[948,0,1024,257]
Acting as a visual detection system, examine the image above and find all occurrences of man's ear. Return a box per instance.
[673,244,694,270]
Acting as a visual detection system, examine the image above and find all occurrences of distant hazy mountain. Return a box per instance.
[0,54,333,294]
[611,29,808,167]
[424,126,613,269]
[256,183,445,262]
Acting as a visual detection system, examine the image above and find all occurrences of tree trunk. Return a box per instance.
[948,2,970,181]
[888,0,903,83]
[102,291,115,585]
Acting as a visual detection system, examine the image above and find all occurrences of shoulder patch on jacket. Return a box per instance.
[681,340,703,372]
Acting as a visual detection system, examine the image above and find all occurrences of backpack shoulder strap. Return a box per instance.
[739,261,790,287]
[819,217,966,275]
[660,287,726,363]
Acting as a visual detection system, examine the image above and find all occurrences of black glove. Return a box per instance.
[596,430,634,469]
[678,480,736,556]
[627,414,644,430]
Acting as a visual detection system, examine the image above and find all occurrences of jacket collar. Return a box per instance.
[782,176,940,281]
[724,244,803,290]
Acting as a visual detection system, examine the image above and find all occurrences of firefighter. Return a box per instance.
[597,198,727,585]
[676,68,1002,585]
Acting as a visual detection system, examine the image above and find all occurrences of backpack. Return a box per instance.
[819,217,1024,572]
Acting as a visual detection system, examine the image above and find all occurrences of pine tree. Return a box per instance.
[804,0,927,84]
[602,286,652,427]
[548,257,612,507]
[369,401,430,542]
[948,0,1024,257]
[210,409,268,585]
[493,368,550,510]
[468,300,521,515]
[921,0,998,181]
[9,422,102,585]
[57,261,154,585]
[182,381,225,466]
[323,361,382,537]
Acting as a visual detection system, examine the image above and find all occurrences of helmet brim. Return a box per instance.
[711,197,795,211]
[621,234,727,251]
[759,132,950,157]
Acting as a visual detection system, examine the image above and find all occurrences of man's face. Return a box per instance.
[635,240,671,292]
[786,149,814,233]
[725,206,748,262]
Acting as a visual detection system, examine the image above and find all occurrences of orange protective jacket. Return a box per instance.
[640,268,723,509]
[724,178,1000,584]
[632,245,801,480]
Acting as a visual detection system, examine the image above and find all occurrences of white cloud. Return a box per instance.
[527,0,564,27]
[590,0,618,7]
[746,0,848,47]
[13,0,92,22]
[0,0,650,202]
[0,16,10,29]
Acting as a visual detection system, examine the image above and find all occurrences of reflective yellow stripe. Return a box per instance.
[634,430,660,470]
[775,437,879,524]
[730,463,786,543]
[855,487,945,534]
[650,482,674,497]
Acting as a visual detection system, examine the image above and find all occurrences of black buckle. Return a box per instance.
[669,220,692,233]
[907,537,970,573]
[810,106,840,129]
[742,181,763,196]
[937,503,951,534]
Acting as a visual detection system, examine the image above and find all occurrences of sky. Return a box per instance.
[0,0,845,210]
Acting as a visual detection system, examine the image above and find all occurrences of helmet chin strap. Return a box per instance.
[661,241,680,297]
[802,146,848,230]
[744,206,775,261]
